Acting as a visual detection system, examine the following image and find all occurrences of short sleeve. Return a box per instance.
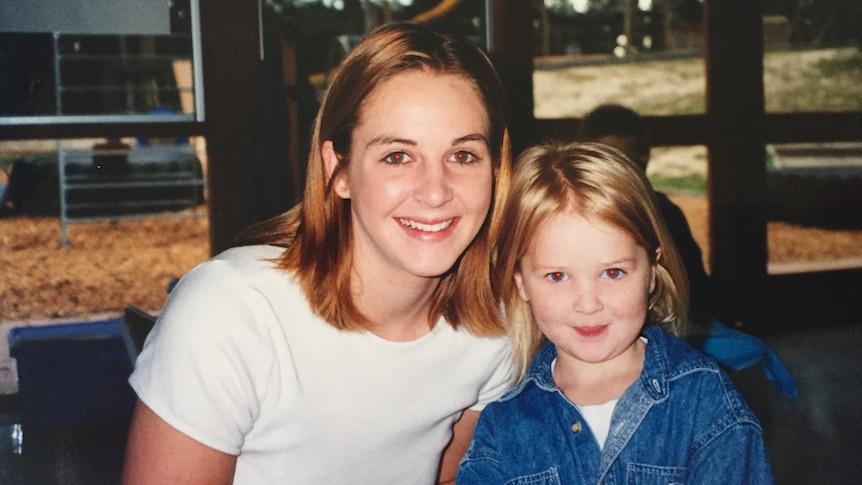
[471,339,513,411]
[129,258,280,454]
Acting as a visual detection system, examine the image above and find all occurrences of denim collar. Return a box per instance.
[501,325,670,402]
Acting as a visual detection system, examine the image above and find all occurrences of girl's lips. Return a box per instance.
[573,325,608,338]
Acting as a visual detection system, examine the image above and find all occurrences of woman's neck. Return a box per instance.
[351,265,441,342]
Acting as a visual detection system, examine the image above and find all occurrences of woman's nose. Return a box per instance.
[414,161,454,207]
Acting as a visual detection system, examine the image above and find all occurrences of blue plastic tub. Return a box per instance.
[7,318,137,433]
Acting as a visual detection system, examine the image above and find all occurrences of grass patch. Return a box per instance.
[764,48,862,112]
[648,173,707,194]
[0,156,15,173]
[637,94,704,115]
[816,49,862,78]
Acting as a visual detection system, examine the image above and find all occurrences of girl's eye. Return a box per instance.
[603,268,625,280]
[450,151,477,164]
[545,271,568,283]
[384,152,410,164]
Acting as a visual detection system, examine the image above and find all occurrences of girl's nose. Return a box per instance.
[572,284,603,314]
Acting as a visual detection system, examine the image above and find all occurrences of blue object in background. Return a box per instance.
[696,319,800,400]
[8,318,137,434]
[7,317,138,483]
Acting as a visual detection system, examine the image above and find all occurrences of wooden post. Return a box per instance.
[704,0,767,328]
[199,0,261,255]
[489,0,537,158]
[280,16,302,203]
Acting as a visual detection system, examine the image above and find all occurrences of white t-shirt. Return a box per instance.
[577,399,618,449]
[129,245,513,484]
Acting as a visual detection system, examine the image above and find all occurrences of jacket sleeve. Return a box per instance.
[456,409,506,484]
[688,420,777,485]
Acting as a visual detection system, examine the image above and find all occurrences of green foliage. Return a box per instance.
[816,49,862,77]
[764,47,862,112]
[0,156,15,173]
[635,94,704,116]
[648,173,707,194]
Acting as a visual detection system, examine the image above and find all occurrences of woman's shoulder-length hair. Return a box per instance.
[240,21,512,337]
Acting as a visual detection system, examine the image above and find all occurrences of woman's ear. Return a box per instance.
[322,141,350,199]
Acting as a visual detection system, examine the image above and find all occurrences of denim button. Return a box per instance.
[571,420,582,433]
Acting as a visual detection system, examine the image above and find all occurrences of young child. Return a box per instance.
[457,142,776,484]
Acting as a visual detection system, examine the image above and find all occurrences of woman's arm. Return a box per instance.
[437,409,480,484]
[122,400,238,485]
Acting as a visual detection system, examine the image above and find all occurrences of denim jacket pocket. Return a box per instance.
[505,467,562,485]
[626,462,687,485]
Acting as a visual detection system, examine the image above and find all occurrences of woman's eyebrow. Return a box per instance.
[453,133,488,145]
[365,133,488,149]
[365,135,417,149]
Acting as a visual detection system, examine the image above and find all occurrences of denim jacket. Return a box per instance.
[457,325,776,485]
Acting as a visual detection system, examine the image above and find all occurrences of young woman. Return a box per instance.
[122,22,513,484]
[457,142,775,484]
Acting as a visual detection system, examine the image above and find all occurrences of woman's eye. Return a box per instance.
[450,151,477,164]
[384,152,410,164]
[603,268,624,280]
[545,271,568,283]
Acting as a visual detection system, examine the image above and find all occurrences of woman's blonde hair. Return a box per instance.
[240,22,511,336]
[496,141,688,382]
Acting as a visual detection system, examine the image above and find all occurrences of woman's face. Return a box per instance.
[325,70,494,284]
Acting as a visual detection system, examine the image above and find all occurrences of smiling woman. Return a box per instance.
[121,21,514,485]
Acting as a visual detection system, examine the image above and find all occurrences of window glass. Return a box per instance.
[0,0,201,123]
[763,0,862,113]
[534,0,706,118]
[0,135,209,322]
[766,141,862,273]
[762,1,862,272]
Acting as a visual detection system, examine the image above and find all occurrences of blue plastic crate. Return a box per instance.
[8,318,137,433]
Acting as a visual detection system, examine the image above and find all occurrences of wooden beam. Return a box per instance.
[0,121,204,141]
[488,0,537,157]
[704,0,768,327]
[534,114,708,147]
[765,112,862,143]
[534,110,862,147]
[199,0,261,255]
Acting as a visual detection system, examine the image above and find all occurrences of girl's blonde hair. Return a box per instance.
[495,141,688,382]
[239,22,511,336]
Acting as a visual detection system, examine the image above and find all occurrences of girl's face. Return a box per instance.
[325,70,493,284]
[514,208,657,368]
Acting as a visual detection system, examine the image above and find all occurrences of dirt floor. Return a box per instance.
[0,214,210,322]
[1,196,861,323]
